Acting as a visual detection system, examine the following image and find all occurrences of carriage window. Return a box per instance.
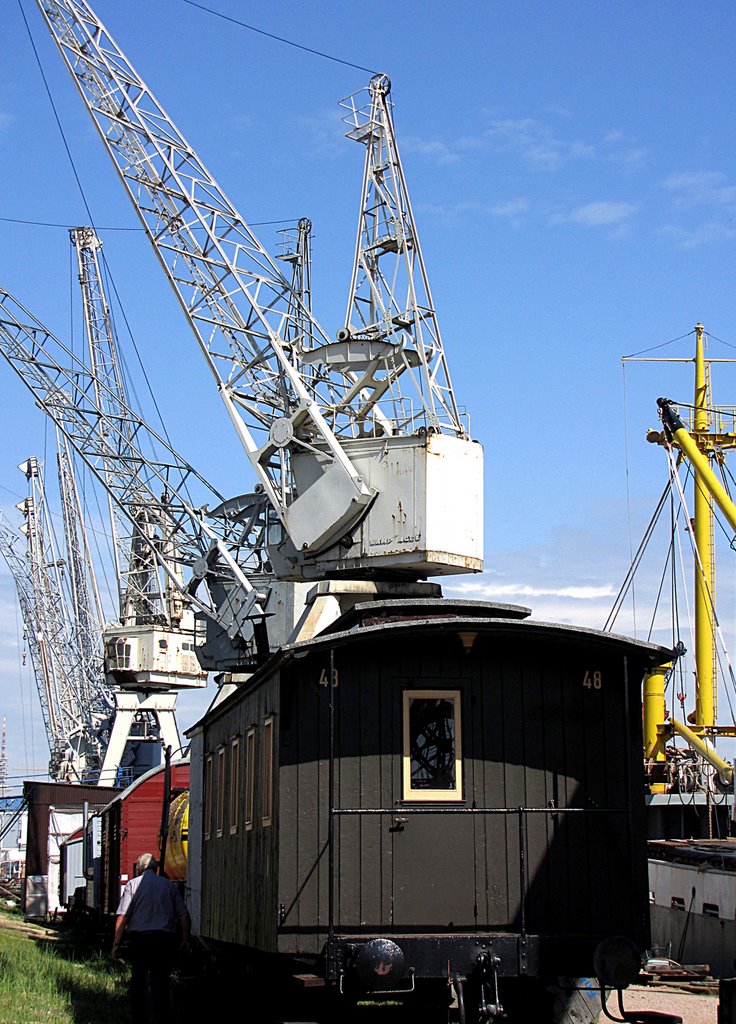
[402,690,462,801]
[203,754,213,841]
[216,747,226,838]
[245,727,256,830]
[262,716,274,827]
[229,738,240,835]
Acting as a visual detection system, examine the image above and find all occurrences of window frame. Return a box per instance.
[203,753,213,841]
[402,688,463,802]
[216,746,226,838]
[245,726,256,831]
[262,715,274,827]
[229,737,241,836]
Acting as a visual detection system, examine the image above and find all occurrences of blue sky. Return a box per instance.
[1,0,736,780]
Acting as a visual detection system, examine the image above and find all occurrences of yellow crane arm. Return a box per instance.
[658,398,736,533]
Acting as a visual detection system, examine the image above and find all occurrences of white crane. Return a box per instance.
[0,285,276,682]
[70,226,213,781]
[0,455,110,780]
[54,431,108,722]
[72,225,172,630]
[32,0,484,586]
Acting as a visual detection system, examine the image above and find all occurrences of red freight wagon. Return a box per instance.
[100,760,189,915]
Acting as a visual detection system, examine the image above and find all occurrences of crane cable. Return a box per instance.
[182,0,379,76]
[603,479,673,632]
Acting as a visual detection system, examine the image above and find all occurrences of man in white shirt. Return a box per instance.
[112,852,191,1023]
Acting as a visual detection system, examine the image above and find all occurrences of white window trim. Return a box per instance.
[402,689,463,802]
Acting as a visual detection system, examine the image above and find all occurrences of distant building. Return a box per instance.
[22,781,118,918]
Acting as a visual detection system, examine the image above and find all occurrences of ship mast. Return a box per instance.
[625,325,736,793]
[692,322,717,730]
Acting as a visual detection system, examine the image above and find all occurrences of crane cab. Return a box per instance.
[104,622,206,689]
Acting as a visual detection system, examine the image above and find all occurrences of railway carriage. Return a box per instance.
[59,761,190,920]
[192,598,670,1021]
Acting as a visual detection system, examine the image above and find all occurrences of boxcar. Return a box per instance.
[98,760,190,915]
[192,599,670,1020]
[58,825,84,911]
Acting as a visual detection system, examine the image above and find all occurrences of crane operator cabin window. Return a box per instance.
[402,690,462,801]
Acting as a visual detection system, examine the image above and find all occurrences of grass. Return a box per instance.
[0,907,130,1024]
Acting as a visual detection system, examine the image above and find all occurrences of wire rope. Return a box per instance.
[182,0,379,76]
[621,360,637,634]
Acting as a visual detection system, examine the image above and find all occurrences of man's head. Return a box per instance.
[136,852,158,873]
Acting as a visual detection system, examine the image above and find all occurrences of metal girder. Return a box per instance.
[340,75,465,437]
[71,226,168,627]
[34,0,376,551]
[29,0,483,585]
[55,432,109,710]
[0,287,269,667]
[0,460,108,782]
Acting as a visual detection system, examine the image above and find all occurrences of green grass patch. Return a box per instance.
[0,909,130,1024]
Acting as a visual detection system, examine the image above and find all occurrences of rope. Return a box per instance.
[182,0,379,76]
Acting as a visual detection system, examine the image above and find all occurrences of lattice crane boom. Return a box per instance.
[33,0,484,583]
[55,430,107,704]
[0,459,108,780]
[340,75,463,436]
[34,0,374,560]
[0,508,57,763]
[71,226,170,628]
[0,287,269,671]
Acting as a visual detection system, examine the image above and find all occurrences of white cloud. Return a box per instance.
[602,130,647,170]
[663,170,736,208]
[486,197,530,219]
[443,578,619,632]
[550,201,637,229]
[401,135,460,166]
[659,221,736,249]
[483,117,594,170]
[569,201,637,226]
[413,196,530,223]
[448,580,616,600]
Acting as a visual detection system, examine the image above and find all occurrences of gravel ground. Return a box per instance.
[611,983,718,1023]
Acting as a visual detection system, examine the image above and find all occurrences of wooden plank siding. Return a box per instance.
[197,616,656,961]
[200,674,280,949]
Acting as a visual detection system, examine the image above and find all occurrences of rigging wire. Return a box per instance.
[98,248,180,462]
[705,332,736,350]
[645,526,673,646]
[1,214,301,231]
[668,445,736,727]
[17,0,96,228]
[604,478,672,631]
[669,454,696,719]
[182,0,379,76]
[621,360,638,634]
[0,215,138,232]
[622,330,696,359]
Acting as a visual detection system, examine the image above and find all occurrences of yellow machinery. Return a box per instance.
[643,325,736,792]
[165,790,189,881]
